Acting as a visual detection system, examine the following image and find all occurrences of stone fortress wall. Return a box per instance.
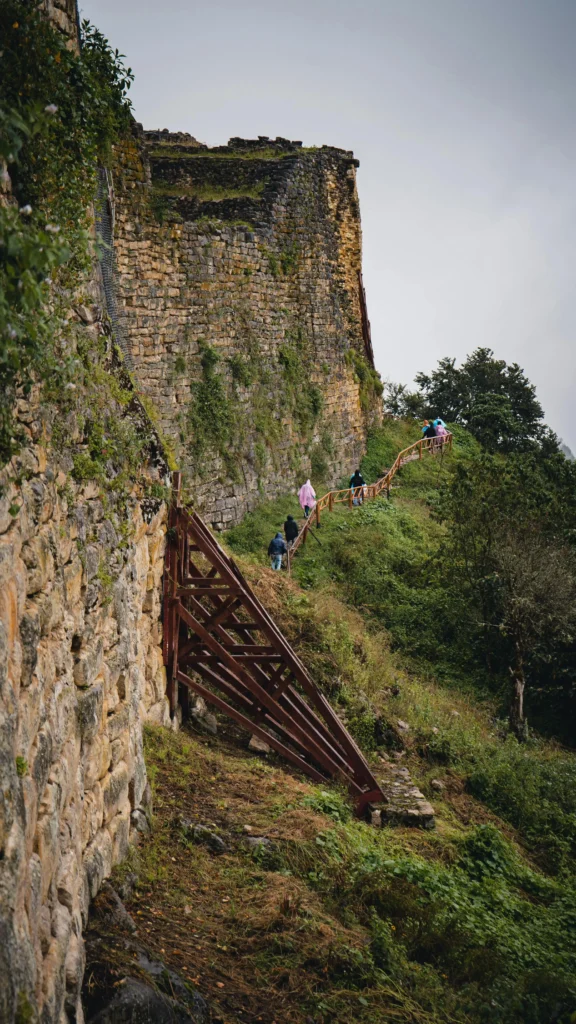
[0,4,381,1021]
[0,7,172,1022]
[0,321,171,1024]
[111,128,381,527]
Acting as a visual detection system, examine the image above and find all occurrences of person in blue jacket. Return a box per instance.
[349,468,365,505]
[267,532,287,570]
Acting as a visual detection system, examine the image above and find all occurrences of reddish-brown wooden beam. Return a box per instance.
[177,602,351,780]
[189,661,256,713]
[176,670,327,784]
[184,515,381,788]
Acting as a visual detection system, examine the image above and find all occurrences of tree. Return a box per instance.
[382,380,423,419]
[438,455,576,738]
[492,528,576,738]
[415,348,545,453]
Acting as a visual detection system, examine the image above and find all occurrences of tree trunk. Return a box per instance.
[509,646,528,741]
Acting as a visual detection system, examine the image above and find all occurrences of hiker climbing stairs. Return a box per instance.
[289,431,452,559]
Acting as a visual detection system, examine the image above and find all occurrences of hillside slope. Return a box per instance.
[86,422,576,1024]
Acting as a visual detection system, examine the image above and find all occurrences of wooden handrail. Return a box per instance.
[289,431,452,561]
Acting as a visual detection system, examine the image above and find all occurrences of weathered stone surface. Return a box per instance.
[113,132,381,528]
[86,976,202,1024]
[179,819,228,855]
[0,419,168,1024]
[375,762,436,829]
[248,733,270,753]
[77,684,104,743]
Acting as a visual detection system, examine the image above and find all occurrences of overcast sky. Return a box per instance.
[81,0,576,448]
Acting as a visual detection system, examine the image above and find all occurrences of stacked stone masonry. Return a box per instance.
[0,7,382,1021]
[0,397,169,1023]
[112,129,380,527]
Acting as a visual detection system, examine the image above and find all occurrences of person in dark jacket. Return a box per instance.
[284,515,299,547]
[349,469,365,506]
[268,532,287,570]
[423,422,437,440]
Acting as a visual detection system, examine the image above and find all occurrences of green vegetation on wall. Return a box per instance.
[0,1,133,462]
[345,348,384,412]
[186,342,240,478]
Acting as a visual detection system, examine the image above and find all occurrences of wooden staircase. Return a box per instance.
[162,433,452,816]
[163,477,384,816]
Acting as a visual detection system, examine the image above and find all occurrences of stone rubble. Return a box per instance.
[372,761,435,829]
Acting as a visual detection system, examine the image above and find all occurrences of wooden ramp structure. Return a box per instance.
[163,476,384,816]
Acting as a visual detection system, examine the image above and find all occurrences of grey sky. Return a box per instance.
[81,0,576,447]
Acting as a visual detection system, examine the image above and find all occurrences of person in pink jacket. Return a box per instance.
[435,421,447,448]
[298,479,316,518]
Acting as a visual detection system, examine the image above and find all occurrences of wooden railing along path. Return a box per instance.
[289,431,453,565]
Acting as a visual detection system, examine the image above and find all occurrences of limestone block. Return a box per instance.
[128,751,147,811]
[84,544,100,581]
[30,724,54,807]
[151,665,167,704]
[57,526,73,567]
[83,735,111,791]
[101,761,129,824]
[109,804,131,864]
[63,557,83,608]
[147,525,166,565]
[76,683,104,744]
[56,849,80,913]
[81,783,103,848]
[41,904,71,1022]
[19,604,40,688]
[38,904,52,956]
[64,930,85,1013]
[21,534,55,595]
[38,583,65,635]
[73,637,104,687]
[26,852,43,941]
[106,703,130,744]
[83,828,113,903]
[146,698,170,727]
[112,578,131,633]
[22,776,39,855]
[110,734,129,769]
[36,811,60,902]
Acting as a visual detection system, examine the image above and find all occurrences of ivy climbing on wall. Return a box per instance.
[0,1,133,462]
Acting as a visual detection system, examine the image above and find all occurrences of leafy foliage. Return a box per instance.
[345,348,384,412]
[0,1,133,462]
[186,342,240,477]
[436,451,576,736]
[415,348,546,453]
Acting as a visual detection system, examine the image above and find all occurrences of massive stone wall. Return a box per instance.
[0,308,170,1023]
[112,130,381,527]
[0,8,381,1021]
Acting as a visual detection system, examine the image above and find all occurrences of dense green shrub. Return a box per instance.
[281,809,576,1023]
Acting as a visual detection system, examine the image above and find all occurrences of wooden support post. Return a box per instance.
[315,502,321,528]
[348,488,353,509]
[173,471,182,506]
[329,491,334,512]
[419,441,422,460]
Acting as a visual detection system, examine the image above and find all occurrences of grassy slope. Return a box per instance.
[101,421,576,1024]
